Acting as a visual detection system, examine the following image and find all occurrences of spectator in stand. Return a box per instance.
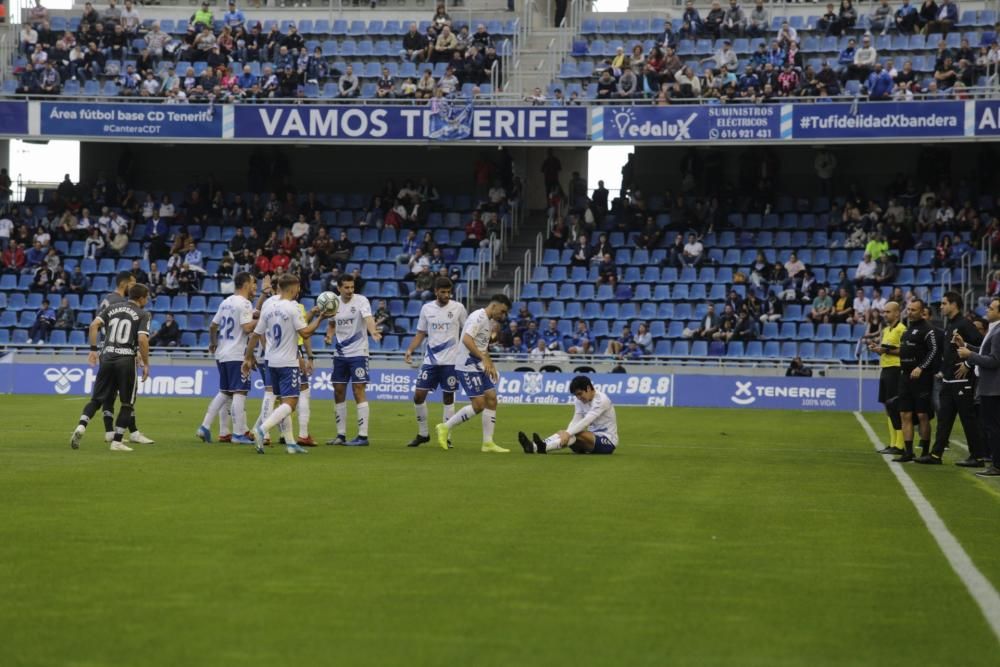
[567,320,593,355]
[569,234,592,268]
[831,287,854,323]
[855,252,877,287]
[53,297,75,332]
[761,290,784,323]
[723,0,747,37]
[849,34,878,82]
[866,62,894,100]
[786,356,813,377]
[896,0,919,33]
[810,287,834,324]
[541,319,562,351]
[400,22,426,62]
[871,0,894,34]
[681,233,704,267]
[338,65,359,98]
[853,288,872,323]
[26,298,56,344]
[746,0,769,37]
[693,303,721,340]
[837,38,857,81]
[713,305,738,342]
[69,265,88,294]
[406,248,430,278]
[529,340,551,362]
[147,262,163,295]
[604,324,635,355]
[2,242,26,274]
[150,313,182,347]
[924,0,958,36]
[632,322,652,353]
[120,0,141,36]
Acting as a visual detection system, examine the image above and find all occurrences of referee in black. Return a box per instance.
[71,284,152,452]
[917,292,986,466]
[97,270,154,444]
[895,298,940,462]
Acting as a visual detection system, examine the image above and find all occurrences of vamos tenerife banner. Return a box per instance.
[7,99,1000,143]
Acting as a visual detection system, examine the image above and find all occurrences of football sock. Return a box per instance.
[357,402,369,437]
[262,403,292,432]
[904,439,914,455]
[919,439,930,457]
[893,429,904,448]
[103,409,115,433]
[259,390,274,428]
[280,415,294,443]
[443,401,455,426]
[298,387,311,437]
[202,392,228,430]
[219,395,233,437]
[415,402,429,437]
[79,400,100,428]
[335,401,348,436]
[481,408,496,443]
[231,393,248,435]
[113,406,133,443]
[445,405,476,429]
[543,434,562,452]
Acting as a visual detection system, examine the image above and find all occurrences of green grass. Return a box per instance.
[1,396,998,666]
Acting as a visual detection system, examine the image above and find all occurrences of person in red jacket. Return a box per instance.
[254,249,272,276]
[2,242,26,273]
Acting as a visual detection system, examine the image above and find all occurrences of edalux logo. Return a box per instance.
[610,108,698,140]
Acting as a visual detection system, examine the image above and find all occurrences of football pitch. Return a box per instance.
[1,396,998,666]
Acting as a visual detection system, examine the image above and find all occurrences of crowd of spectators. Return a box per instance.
[13,1,503,102]
[1,154,520,346]
[527,144,999,357]
[563,0,998,104]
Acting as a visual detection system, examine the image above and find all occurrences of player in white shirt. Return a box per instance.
[434,293,512,453]
[243,274,330,454]
[519,375,619,454]
[323,274,381,446]
[253,284,281,444]
[198,272,258,444]
[403,277,467,447]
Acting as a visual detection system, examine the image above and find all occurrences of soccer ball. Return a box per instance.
[316,291,340,315]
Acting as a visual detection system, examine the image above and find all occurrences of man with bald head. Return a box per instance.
[868,300,907,455]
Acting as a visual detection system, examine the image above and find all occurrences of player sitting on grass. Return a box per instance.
[518,375,619,454]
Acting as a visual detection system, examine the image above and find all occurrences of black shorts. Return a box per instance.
[898,372,933,414]
[878,367,901,404]
[92,357,139,408]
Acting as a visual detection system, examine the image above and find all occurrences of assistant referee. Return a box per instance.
[868,301,906,455]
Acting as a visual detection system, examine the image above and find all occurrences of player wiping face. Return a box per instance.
[243,274,332,454]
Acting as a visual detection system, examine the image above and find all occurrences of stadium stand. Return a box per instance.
[5,2,516,101]
[554,7,1000,101]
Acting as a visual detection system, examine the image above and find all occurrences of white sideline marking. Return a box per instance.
[854,412,1000,644]
[950,438,970,453]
